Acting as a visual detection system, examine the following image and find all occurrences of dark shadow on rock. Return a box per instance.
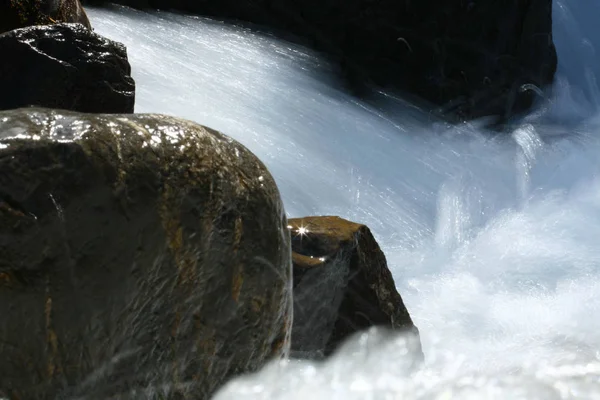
[82,0,557,125]
[0,0,91,33]
[0,23,135,113]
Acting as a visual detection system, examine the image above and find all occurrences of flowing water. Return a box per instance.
[86,2,600,398]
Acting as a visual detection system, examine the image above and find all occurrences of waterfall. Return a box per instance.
[85,2,600,398]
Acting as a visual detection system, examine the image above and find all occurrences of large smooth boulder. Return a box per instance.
[0,23,135,113]
[0,108,292,399]
[288,216,421,359]
[83,0,556,122]
[0,0,91,33]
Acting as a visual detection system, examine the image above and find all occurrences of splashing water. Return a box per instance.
[513,124,544,206]
[85,1,600,398]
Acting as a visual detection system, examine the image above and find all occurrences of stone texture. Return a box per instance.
[0,107,292,399]
[288,216,421,359]
[0,0,91,33]
[0,23,135,114]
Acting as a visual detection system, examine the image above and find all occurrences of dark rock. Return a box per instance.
[83,0,556,123]
[0,0,91,33]
[0,23,135,114]
[0,107,292,399]
[288,216,421,359]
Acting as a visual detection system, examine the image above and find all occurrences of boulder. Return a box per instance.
[83,0,557,123]
[0,108,292,399]
[0,0,91,33]
[0,23,135,113]
[288,216,421,359]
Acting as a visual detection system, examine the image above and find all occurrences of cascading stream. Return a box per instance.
[85,2,600,397]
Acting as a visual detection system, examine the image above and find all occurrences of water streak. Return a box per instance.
[84,2,600,397]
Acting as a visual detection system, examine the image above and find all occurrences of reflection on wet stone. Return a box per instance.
[288,216,422,360]
[0,107,292,399]
[0,23,135,113]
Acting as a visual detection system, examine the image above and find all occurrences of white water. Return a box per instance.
[87,3,600,398]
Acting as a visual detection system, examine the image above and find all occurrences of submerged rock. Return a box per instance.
[0,108,292,399]
[83,0,556,123]
[0,0,91,33]
[288,216,421,359]
[0,23,135,113]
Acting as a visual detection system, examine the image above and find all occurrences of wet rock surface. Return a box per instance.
[0,0,91,33]
[83,0,556,123]
[0,23,135,113]
[288,216,421,359]
[0,108,292,399]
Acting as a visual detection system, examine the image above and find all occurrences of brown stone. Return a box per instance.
[0,108,292,399]
[288,216,422,359]
[0,0,91,34]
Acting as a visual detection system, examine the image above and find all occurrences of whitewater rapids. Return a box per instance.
[86,2,600,398]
